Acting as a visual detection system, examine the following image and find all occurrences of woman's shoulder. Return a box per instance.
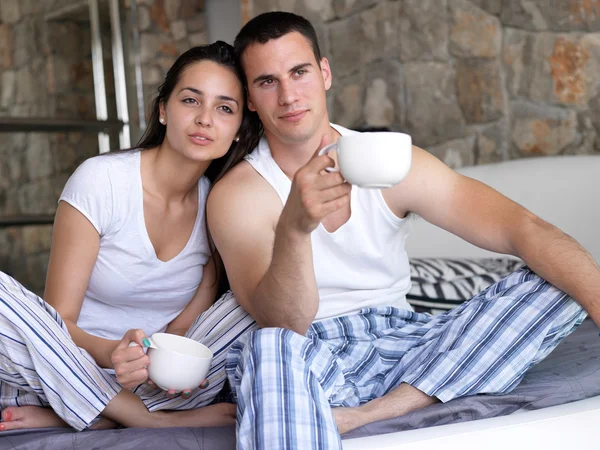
[80,150,138,171]
[60,151,142,235]
[62,151,139,204]
[198,175,212,202]
[70,151,138,187]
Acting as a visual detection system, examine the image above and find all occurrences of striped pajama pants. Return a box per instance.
[226,268,587,450]
[0,270,257,431]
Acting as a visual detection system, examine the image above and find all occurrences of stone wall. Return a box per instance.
[3,0,600,293]
[135,0,207,124]
[252,0,600,167]
[0,0,99,294]
[0,0,207,294]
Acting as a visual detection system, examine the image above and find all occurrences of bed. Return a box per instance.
[1,155,599,449]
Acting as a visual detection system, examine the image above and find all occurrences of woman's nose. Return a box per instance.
[195,108,213,127]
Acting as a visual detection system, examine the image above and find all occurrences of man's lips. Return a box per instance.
[280,110,308,122]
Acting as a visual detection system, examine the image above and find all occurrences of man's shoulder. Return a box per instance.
[211,160,267,199]
[218,159,260,186]
[208,160,281,220]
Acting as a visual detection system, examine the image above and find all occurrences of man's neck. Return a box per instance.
[267,122,341,180]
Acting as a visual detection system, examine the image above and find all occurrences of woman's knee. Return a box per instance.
[187,292,256,342]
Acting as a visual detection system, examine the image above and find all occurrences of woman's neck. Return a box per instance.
[141,145,209,202]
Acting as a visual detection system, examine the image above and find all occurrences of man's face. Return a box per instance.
[241,31,332,147]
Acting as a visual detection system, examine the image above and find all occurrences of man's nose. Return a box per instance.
[278,80,299,106]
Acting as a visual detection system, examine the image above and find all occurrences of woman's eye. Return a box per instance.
[219,105,233,114]
[183,98,197,104]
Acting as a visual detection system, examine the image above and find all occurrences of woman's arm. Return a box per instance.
[44,201,121,368]
[165,254,220,336]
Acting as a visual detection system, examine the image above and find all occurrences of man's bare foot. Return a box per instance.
[0,406,68,432]
[332,383,438,435]
[332,406,363,435]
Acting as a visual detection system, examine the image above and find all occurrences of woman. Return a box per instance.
[0,41,259,432]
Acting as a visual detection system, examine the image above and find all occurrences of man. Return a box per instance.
[207,11,600,450]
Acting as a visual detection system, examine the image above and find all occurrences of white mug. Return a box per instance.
[318,132,412,188]
[146,333,213,392]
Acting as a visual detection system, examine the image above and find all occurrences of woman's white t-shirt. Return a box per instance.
[59,151,211,340]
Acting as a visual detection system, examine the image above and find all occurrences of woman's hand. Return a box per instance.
[111,329,150,389]
[147,378,210,399]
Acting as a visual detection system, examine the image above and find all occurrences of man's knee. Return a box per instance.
[248,327,298,350]
[230,327,301,363]
[226,328,294,382]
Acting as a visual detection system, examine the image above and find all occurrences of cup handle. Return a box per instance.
[318,143,340,173]
[128,340,156,350]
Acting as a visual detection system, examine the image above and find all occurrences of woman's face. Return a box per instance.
[159,60,244,163]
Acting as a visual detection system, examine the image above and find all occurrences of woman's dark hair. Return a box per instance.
[133,40,261,184]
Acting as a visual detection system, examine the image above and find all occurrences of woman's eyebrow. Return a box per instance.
[179,87,239,105]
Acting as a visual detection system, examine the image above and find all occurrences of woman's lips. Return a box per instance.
[188,134,213,146]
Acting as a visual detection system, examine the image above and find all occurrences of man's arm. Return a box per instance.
[207,157,350,335]
[389,147,600,325]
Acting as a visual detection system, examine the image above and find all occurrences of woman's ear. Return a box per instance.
[158,101,166,124]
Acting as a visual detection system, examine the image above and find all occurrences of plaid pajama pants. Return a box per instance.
[0,270,257,430]
[226,267,587,450]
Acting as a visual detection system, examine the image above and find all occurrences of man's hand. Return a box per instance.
[280,140,351,234]
[111,329,150,389]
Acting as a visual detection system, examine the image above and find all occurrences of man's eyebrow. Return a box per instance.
[252,73,276,85]
[251,62,313,85]
[289,63,312,74]
[179,87,239,105]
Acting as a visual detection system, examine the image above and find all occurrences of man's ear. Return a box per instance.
[320,57,332,91]
[247,93,257,112]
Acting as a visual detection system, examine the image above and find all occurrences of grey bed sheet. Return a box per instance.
[1,318,599,450]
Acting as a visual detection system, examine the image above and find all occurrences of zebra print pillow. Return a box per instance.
[407,258,525,314]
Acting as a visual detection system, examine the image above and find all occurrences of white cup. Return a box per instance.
[318,132,412,188]
[146,333,213,392]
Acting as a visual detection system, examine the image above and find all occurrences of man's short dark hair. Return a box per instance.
[234,11,322,79]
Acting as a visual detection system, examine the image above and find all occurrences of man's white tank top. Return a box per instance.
[245,124,414,321]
